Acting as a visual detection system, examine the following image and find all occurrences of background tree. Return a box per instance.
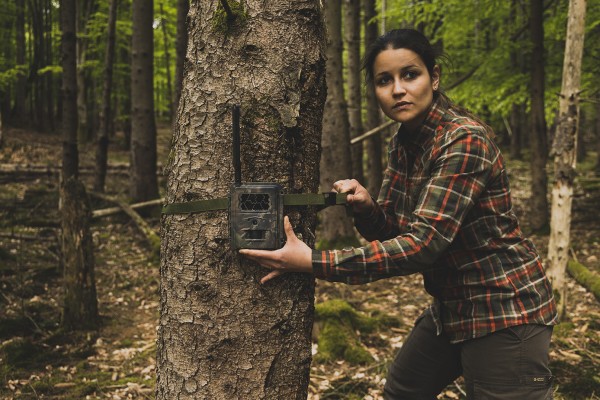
[157,0,326,397]
[94,0,119,192]
[344,0,364,184]
[547,0,587,317]
[363,0,383,197]
[130,0,159,203]
[76,0,97,142]
[529,0,550,231]
[59,0,98,330]
[174,0,188,112]
[320,0,357,247]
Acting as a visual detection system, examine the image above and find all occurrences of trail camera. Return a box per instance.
[162,105,348,250]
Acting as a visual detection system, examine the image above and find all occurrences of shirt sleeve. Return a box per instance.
[313,127,494,284]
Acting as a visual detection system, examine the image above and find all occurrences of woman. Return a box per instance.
[241,29,558,399]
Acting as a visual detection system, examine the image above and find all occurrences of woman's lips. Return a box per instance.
[393,101,411,110]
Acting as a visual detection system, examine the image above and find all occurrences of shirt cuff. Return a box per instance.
[312,249,331,279]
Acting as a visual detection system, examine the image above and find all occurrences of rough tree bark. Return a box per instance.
[130,0,159,202]
[174,0,189,112]
[344,0,364,184]
[60,177,99,330]
[547,0,587,318]
[319,0,356,247]
[94,0,119,192]
[363,0,383,197]
[529,0,549,231]
[157,1,326,399]
[60,0,98,330]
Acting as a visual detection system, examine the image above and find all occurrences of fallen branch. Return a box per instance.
[0,163,164,183]
[90,192,160,256]
[0,232,57,242]
[568,260,600,302]
[92,198,164,219]
[350,120,397,145]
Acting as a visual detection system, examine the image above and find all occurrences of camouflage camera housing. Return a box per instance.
[230,183,284,250]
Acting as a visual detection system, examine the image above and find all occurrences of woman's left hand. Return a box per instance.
[239,216,313,284]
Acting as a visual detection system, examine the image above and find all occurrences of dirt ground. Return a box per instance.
[0,125,599,399]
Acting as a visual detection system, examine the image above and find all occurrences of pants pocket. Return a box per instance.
[471,375,553,400]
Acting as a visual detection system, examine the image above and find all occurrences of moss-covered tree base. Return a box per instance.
[314,299,400,365]
[568,260,600,302]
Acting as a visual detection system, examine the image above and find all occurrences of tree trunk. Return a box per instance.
[363,0,383,197]
[319,0,356,247]
[157,1,326,398]
[595,101,600,175]
[61,0,78,180]
[60,177,99,330]
[160,2,174,121]
[76,0,95,143]
[174,0,189,112]
[508,0,522,160]
[44,0,55,131]
[529,0,549,232]
[14,0,27,124]
[547,0,586,319]
[344,0,364,184]
[120,45,132,150]
[94,0,119,192]
[130,0,159,202]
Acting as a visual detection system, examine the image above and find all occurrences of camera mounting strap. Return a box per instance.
[161,192,348,215]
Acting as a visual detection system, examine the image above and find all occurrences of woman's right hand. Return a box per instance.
[332,179,375,215]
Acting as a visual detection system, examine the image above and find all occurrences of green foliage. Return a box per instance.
[379,0,600,135]
[211,0,248,36]
[0,65,27,90]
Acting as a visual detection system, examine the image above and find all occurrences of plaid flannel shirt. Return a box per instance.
[313,98,558,343]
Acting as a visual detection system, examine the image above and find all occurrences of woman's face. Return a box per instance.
[372,48,440,132]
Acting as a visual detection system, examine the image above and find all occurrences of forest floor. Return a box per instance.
[0,125,599,400]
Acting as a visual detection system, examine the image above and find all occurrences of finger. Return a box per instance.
[283,216,296,241]
[261,270,284,284]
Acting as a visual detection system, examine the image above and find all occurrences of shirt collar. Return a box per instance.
[398,95,445,150]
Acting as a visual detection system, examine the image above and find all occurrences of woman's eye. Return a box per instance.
[376,76,391,86]
[403,70,418,80]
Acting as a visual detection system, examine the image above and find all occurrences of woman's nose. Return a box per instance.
[392,79,405,95]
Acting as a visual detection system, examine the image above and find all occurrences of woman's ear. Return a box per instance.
[432,65,441,91]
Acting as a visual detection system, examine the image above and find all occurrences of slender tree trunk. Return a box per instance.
[160,2,173,121]
[14,0,27,123]
[44,0,54,131]
[547,0,586,318]
[595,101,600,175]
[508,0,522,160]
[76,0,95,142]
[174,0,188,112]
[94,0,118,192]
[319,0,356,247]
[344,0,364,184]
[61,0,78,180]
[59,0,98,331]
[157,1,326,398]
[529,0,549,231]
[120,46,132,150]
[60,177,99,330]
[130,0,159,202]
[363,0,382,197]
[509,103,522,160]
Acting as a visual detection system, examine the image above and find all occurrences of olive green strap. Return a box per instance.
[162,192,348,215]
[162,198,229,214]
